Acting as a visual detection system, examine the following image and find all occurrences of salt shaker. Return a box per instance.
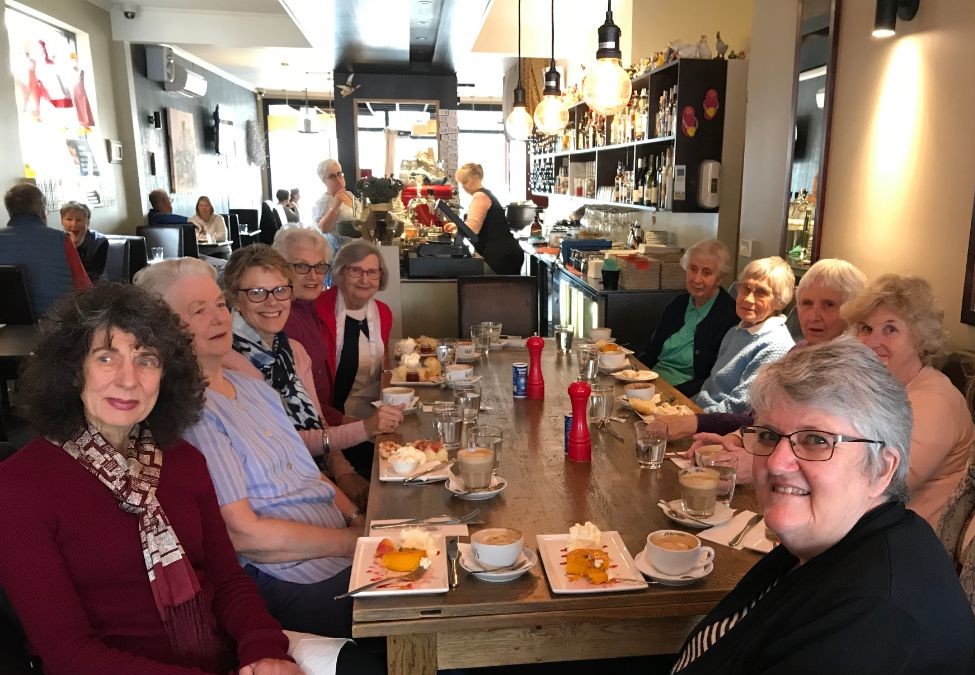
[567,380,592,462]
[526,334,545,400]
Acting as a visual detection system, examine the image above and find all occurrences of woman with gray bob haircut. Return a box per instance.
[330,239,389,290]
[670,338,975,675]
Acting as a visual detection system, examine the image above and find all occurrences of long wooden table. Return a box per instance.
[358,342,761,673]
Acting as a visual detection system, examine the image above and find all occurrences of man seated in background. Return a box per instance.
[60,200,107,282]
[278,188,300,223]
[0,182,90,317]
[147,188,188,225]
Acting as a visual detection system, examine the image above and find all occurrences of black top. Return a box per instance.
[636,288,738,396]
[674,502,975,675]
[471,188,523,275]
[76,229,109,281]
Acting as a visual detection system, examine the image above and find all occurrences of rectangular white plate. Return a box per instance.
[348,536,449,597]
[536,531,648,594]
[379,459,452,483]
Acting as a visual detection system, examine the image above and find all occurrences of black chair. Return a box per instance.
[457,275,538,338]
[223,213,242,250]
[259,201,282,245]
[103,238,130,282]
[231,208,260,246]
[0,266,35,325]
[136,225,199,259]
[106,235,149,280]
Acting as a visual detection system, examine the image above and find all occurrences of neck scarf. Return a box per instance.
[61,424,228,669]
[936,462,975,609]
[232,311,323,431]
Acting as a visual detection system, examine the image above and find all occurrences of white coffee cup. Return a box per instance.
[645,530,715,575]
[624,383,656,401]
[470,527,524,569]
[455,341,476,358]
[599,351,628,369]
[446,363,474,381]
[589,327,612,341]
[381,386,415,407]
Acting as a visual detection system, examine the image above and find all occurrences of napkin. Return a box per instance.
[369,519,470,537]
[698,510,775,553]
[669,456,693,469]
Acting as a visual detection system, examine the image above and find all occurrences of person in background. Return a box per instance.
[290,187,302,221]
[0,182,89,316]
[844,274,975,528]
[61,200,108,282]
[0,284,301,674]
[147,189,188,226]
[454,162,523,275]
[189,195,228,244]
[636,239,738,397]
[312,159,355,259]
[278,188,300,223]
[669,339,975,674]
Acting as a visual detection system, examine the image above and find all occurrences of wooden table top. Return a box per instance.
[355,341,761,637]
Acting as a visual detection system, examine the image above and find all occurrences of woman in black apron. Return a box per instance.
[454,162,524,275]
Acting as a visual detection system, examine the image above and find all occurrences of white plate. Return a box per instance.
[456,351,482,362]
[347,536,449,597]
[445,474,507,500]
[612,369,659,383]
[445,375,483,387]
[535,531,648,594]
[661,499,735,529]
[379,459,452,483]
[389,377,443,387]
[598,361,632,374]
[371,396,420,413]
[458,543,537,582]
[634,550,713,586]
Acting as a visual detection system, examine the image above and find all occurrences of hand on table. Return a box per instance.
[660,414,699,440]
[336,472,369,510]
[686,431,753,484]
[239,658,304,675]
[364,405,405,437]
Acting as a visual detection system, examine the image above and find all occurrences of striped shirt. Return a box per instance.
[182,370,352,583]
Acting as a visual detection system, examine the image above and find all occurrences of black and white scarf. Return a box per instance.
[232,311,323,431]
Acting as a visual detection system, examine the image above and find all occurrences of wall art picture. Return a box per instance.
[167,107,198,192]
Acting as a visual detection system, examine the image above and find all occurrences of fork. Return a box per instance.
[595,418,623,442]
[334,564,427,599]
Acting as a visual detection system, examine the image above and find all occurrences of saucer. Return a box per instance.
[455,351,482,362]
[634,550,713,586]
[458,543,537,582]
[660,500,735,529]
[372,396,420,413]
[445,375,483,387]
[446,474,507,501]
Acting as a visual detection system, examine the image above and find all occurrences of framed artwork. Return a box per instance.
[961,192,975,326]
[167,107,197,192]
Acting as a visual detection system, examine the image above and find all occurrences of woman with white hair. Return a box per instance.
[636,239,738,396]
[312,159,355,258]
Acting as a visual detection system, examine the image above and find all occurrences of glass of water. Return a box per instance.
[453,381,482,423]
[482,321,503,346]
[588,384,615,423]
[554,324,574,353]
[634,420,667,469]
[434,401,463,457]
[150,246,165,263]
[469,424,503,475]
[471,325,491,356]
[577,345,600,382]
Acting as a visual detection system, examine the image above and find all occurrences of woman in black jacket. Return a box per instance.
[454,162,524,275]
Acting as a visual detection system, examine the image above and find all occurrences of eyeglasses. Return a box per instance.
[236,285,293,303]
[739,425,884,462]
[291,262,329,275]
[344,266,382,280]
[737,281,772,300]
[326,171,345,180]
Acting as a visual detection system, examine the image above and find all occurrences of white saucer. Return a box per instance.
[456,351,482,362]
[458,543,537,582]
[661,499,735,529]
[634,550,713,586]
[445,375,483,387]
[371,396,420,413]
[446,474,507,500]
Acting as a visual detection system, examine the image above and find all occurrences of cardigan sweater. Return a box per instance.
[284,298,345,426]
[673,502,975,675]
[637,289,739,396]
[76,228,109,281]
[0,437,291,675]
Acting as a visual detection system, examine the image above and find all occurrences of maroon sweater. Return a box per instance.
[0,437,292,675]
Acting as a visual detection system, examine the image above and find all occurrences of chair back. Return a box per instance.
[223,213,242,250]
[136,225,199,259]
[179,224,200,259]
[103,238,130,282]
[259,201,282,245]
[457,275,538,338]
[0,266,35,325]
[106,234,149,279]
[230,208,260,246]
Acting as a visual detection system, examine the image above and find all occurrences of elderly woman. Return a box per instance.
[691,256,795,414]
[60,200,107,281]
[312,159,356,257]
[670,339,975,674]
[0,284,300,674]
[636,239,738,397]
[189,195,228,245]
[843,274,975,528]
[221,244,403,507]
[454,162,524,275]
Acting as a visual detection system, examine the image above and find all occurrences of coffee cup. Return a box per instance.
[624,382,656,401]
[455,341,476,358]
[381,386,415,407]
[470,527,524,569]
[679,467,721,518]
[457,446,495,489]
[645,530,714,575]
[589,327,612,341]
[446,363,474,382]
[599,351,628,369]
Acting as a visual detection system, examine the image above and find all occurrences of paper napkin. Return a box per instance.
[698,510,775,553]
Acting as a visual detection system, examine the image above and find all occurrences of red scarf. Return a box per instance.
[61,425,230,670]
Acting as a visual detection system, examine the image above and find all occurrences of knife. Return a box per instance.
[447,536,460,589]
[402,460,452,484]
[729,513,763,547]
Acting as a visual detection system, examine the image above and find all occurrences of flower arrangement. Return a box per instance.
[352,176,404,204]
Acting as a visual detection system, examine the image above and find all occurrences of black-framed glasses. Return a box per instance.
[344,266,381,280]
[739,425,884,462]
[291,262,329,275]
[326,171,345,180]
[236,285,293,303]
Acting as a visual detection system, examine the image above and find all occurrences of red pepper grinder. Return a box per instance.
[526,334,545,400]
[567,380,592,462]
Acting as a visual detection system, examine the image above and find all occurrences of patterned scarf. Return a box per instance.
[61,424,228,670]
[232,311,323,431]
[936,460,975,609]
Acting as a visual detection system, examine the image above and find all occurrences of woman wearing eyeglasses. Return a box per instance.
[670,339,975,675]
[312,159,355,260]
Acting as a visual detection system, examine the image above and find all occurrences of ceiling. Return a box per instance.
[88,0,628,98]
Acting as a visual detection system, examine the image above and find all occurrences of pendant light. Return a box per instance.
[504,0,534,141]
[533,0,569,136]
[581,0,632,116]
[297,88,319,134]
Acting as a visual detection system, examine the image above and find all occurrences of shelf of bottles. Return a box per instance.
[529,58,728,213]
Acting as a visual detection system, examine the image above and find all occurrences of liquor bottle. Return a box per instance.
[636,88,648,141]
[587,112,595,149]
[669,86,679,136]
[632,157,644,205]
[647,155,659,207]
[656,92,666,137]
[613,161,624,202]
[663,147,674,210]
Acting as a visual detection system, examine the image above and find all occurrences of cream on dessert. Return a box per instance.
[401,352,421,369]
[398,337,417,354]
[388,445,426,465]
[399,527,438,558]
[567,521,603,550]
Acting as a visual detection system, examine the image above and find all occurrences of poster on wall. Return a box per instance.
[4,6,114,210]
[167,107,198,193]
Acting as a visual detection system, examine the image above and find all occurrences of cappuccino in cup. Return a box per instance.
[645,529,714,575]
[446,363,474,382]
[679,467,720,518]
[381,386,415,407]
[457,447,495,489]
[471,527,524,569]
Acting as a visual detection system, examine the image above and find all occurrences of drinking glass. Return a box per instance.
[453,381,482,423]
[679,467,720,518]
[554,324,574,353]
[150,246,165,263]
[483,321,503,345]
[435,339,457,385]
[634,420,667,470]
[695,451,738,505]
[433,401,463,457]
[469,424,503,475]
[576,345,599,382]
[588,384,615,423]
[471,325,491,356]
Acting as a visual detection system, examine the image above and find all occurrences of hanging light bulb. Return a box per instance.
[504,0,534,141]
[581,0,632,116]
[533,0,568,136]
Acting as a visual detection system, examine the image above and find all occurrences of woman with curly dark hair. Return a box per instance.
[0,284,303,675]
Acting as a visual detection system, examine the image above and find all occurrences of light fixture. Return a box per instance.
[504,0,534,141]
[872,0,920,38]
[297,88,319,134]
[533,0,569,136]
[581,0,632,116]
[815,87,826,109]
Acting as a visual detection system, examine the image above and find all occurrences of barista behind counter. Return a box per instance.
[453,162,524,275]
